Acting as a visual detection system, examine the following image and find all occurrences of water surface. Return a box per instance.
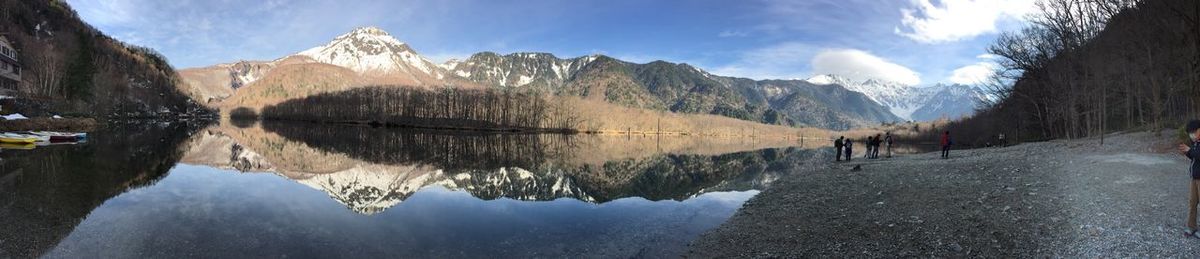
[0,122,821,258]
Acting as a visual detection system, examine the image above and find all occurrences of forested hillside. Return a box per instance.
[934,0,1197,145]
[0,0,208,118]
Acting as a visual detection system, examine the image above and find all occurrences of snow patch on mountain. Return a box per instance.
[294,164,442,215]
[806,74,988,121]
[441,52,600,88]
[296,26,440,78]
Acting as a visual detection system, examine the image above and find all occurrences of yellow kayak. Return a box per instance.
[0,134,37,144]
[0,143,35,150]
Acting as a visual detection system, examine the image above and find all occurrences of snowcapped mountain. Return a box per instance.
[806,75,987,122]
[296,26,445,82]
[440,52,598,88]
[910,83,991,121]
[807,75,922,120]
[179,26,929,129]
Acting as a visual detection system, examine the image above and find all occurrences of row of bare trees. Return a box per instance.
[262,120,576,171]
[260,86,581,132]
[939,0,1197,145]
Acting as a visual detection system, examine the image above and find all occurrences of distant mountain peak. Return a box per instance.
[296,26,439,76]
[803,74,985,121]
[348,26,391,36]
[508,52,557,59]
[805,74,854,86]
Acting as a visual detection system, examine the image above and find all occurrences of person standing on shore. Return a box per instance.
[941,131,952,159]
[864,136,873,159]
[834,136,845,162]
[999,133,1007,147]
[885,132,894,158]
[873,134,883,159]
[1179,120,1200,237]
[845,139,853,161]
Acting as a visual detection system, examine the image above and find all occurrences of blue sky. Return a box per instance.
[65,0,1036,86]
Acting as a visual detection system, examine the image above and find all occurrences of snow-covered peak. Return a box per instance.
[805,74,857,86]
[348,26,392,37]
[440,59,462,71]
[295,26,437,75]
[807,74,924,120]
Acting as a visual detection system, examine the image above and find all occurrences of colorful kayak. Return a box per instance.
[26,131,87,142]
[8,133,49,142]
[0,133,38,144]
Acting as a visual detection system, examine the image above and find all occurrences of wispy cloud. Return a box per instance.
[811,49,921,85]
[717,29,749,38]
[712,42,820,80]
[63,0,1031,86]
[895,0,1037,44]
[948,54,999,85]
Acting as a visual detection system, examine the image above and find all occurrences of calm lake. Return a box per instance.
[0,121,824,258]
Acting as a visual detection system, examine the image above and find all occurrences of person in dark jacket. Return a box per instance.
[940,131,952,159]
[844,139,853,161]
[1180,120,1200,237]
[868,135,876,159]
[834,136,845,162]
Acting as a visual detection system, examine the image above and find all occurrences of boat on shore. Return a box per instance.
[0,142,36,150]
[23,131,87,142]
[0,133,38,144]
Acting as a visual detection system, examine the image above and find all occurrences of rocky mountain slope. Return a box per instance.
[807,74,989,122]
[442,52,901,129]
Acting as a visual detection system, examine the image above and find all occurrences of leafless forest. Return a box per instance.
[259,86,580,132]
[927,0,1198,145]
[261,121,574,171]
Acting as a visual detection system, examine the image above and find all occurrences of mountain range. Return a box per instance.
[179,26,985,130]
[806,75,989,122]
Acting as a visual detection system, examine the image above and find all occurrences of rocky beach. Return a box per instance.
[689,131,1199,257]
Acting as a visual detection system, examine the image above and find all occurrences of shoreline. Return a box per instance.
[241,118,827,138]
[0,118,99,132]
[687,131,1198,257]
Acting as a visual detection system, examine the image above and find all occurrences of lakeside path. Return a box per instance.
[688,132,1200,257]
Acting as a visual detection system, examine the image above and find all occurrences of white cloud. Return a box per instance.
[711,42,819,80]
[895,0,1037,43]
[811,49,921,85]
[949,61,996,85]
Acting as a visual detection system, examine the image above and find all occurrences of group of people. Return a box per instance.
[833,133,893,161]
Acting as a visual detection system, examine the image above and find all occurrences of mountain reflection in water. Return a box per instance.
[184,122,824,215]
[1,121,824,258]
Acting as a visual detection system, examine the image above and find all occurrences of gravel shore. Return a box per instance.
[688,131,1200,257]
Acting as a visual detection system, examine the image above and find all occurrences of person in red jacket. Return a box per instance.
[940,131,952,159]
